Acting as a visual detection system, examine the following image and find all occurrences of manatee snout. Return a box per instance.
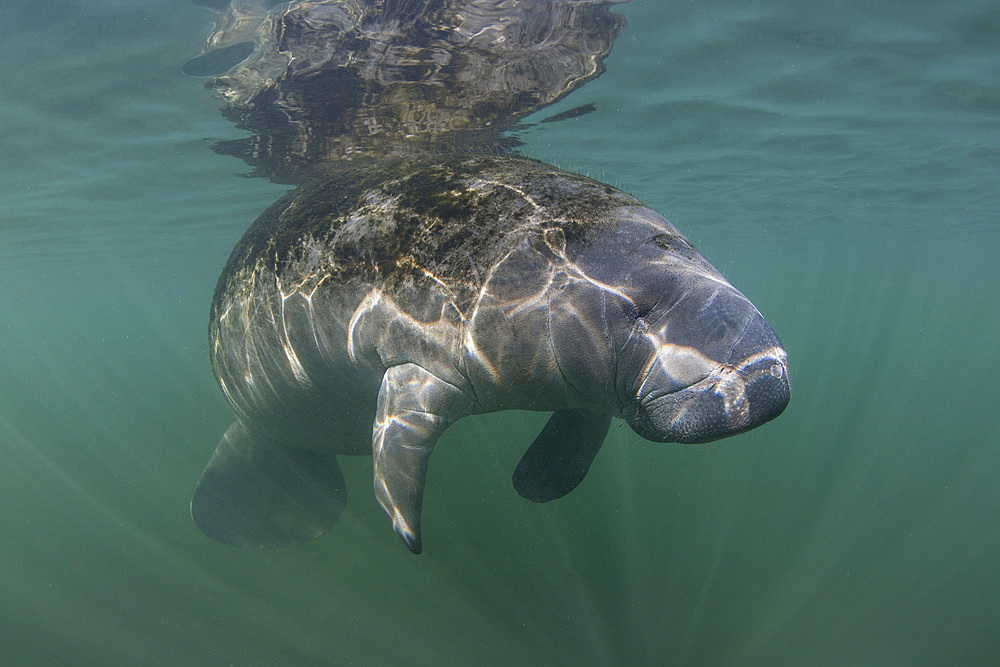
[624,291,789,444]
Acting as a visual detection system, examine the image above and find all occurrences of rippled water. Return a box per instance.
[2,1,998,664]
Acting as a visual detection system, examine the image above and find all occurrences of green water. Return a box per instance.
[2,1,998,664]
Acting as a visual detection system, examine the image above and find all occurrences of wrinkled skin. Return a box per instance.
[191,155,789,553]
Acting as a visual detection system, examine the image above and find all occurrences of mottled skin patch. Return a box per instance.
[215,154,643,314]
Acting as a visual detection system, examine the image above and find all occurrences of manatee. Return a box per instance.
[191,154,790,553]
[188,0,790,553]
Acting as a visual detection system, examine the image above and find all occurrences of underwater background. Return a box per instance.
[1,0,998,664]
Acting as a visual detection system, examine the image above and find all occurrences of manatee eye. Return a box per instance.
[647,232,697,261]
[630,281,665,321]
[627,291,659,321]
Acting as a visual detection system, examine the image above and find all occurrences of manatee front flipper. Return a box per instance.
[373,363,472,554]
[191,422,347,548]
[513,409,612,503]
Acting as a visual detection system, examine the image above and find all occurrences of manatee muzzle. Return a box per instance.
[627,345,789,445]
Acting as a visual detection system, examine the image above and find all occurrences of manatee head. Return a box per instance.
[554,207,790,444]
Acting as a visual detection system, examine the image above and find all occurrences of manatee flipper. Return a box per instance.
[191,421,347,548]
[512,409,612,503]
[373,363,471,554]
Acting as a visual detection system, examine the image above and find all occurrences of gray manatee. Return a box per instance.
[191,154,790,553]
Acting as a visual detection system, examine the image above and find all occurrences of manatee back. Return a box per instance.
[213,155,645,317]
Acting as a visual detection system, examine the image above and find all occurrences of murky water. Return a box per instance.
[2,1,998,664]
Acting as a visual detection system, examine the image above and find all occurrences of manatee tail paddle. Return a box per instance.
[191,422,347,548]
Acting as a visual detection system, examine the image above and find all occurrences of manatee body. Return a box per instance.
[191,154,790,553]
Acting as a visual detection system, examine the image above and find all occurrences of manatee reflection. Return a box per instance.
[187,0,625,181]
